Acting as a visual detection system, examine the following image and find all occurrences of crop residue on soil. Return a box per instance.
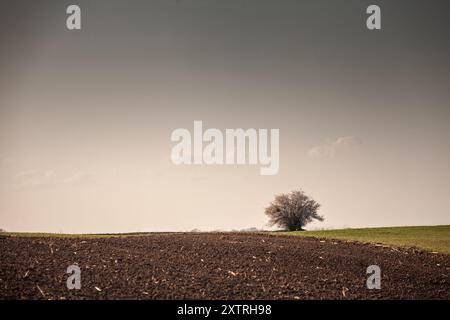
[0,233,449,299]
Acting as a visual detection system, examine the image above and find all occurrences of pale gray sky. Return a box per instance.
[1,0,449,232]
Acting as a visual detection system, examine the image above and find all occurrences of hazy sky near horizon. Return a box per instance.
[1,0,450,233]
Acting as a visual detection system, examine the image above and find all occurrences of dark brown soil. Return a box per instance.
[0,233,448,300]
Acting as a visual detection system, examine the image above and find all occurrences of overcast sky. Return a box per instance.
[1,0,449,233]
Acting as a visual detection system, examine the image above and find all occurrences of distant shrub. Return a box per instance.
[265,190,324,231]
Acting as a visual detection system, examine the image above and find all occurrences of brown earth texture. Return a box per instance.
[0,233,449,300]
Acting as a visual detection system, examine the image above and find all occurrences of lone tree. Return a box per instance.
[265,190,323,231]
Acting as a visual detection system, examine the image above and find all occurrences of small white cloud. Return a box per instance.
[308,136,361,159]
[11,170,96,190]
[13,170,55,189]
[61,172,94,186]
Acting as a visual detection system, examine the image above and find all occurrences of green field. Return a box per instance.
[278,225,450,254]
